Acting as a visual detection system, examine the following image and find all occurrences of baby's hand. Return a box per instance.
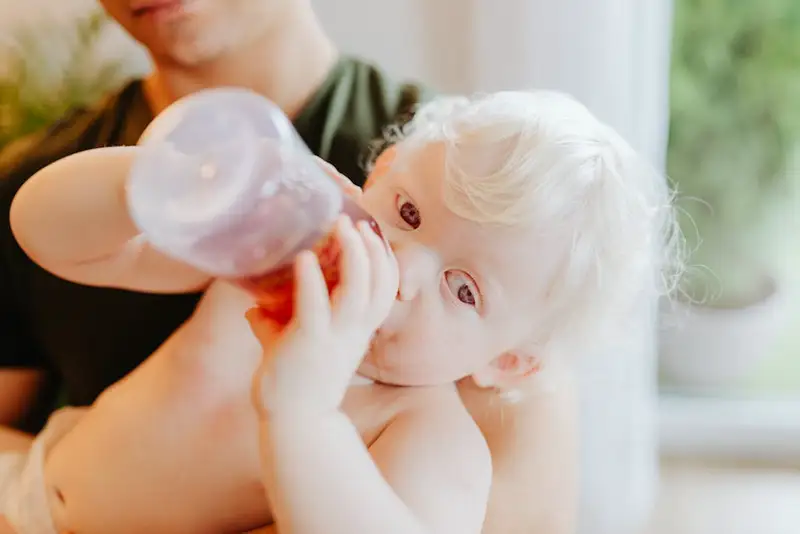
[246,215,398,419]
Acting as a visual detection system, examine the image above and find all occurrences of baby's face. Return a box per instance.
[357,143,550,387]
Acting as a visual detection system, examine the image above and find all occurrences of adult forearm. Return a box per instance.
[261,413,424,534]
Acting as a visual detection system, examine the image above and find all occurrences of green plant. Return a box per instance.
[0,10,132,149]
[668,0,800,306]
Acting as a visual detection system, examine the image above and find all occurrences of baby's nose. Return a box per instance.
[391,241,437,302]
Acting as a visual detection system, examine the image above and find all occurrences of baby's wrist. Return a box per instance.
[259,409,353,457]
[251,369,347,423]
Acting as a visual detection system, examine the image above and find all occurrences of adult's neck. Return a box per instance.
[142,6,338,119]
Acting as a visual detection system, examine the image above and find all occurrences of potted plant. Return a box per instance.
[0,9,147,149]
[659,0,800,391]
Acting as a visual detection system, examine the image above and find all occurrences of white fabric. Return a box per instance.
[0,408,86,534]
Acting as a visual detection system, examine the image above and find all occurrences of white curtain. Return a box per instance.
[465,2,674,532]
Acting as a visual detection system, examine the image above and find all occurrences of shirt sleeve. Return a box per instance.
[295,57,437,189]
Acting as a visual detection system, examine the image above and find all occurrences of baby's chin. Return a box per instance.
[356,360,431,387]
[358,335,415,386]
[355,348,404,385]
[358,346,464,388]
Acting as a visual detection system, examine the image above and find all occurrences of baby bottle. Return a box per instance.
[126,88,381,324]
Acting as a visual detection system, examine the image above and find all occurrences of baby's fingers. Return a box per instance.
[359,221,398,316]
[293,250,331,331]
[331,216,370,322]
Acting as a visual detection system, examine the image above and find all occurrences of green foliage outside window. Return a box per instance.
[668,0,800,307]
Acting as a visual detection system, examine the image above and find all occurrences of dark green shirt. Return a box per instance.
[0,56,431,431]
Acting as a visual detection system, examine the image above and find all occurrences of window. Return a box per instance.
[659,0,800,460]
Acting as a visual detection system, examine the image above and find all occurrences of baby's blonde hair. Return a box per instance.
[368,90,684,365]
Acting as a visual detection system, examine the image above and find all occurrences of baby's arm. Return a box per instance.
[261,394,492,534]
[9,147,211,293]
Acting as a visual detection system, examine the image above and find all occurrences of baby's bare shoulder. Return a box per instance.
[390,384,489,464]
[368,384,492,533]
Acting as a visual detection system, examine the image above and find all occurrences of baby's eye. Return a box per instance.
[395,194,421,229]
[445,270,479,307]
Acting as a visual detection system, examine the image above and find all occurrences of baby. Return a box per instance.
[2,90,679,533]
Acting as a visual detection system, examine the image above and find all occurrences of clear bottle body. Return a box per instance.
[126,88,380,323]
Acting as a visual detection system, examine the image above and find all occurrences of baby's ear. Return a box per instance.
[471,352,541,389]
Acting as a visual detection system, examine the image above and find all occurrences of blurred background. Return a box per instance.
[1,1,798,533]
